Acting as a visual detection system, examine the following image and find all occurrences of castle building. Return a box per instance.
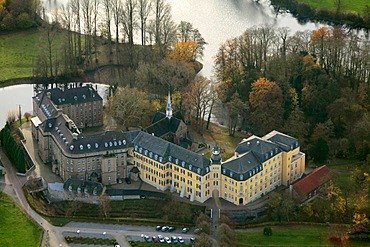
[33,85,103,128]
[32,87,305,206]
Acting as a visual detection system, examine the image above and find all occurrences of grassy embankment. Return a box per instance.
[0,28,69,82]
[297,0,368,14]
[0,192,43,247]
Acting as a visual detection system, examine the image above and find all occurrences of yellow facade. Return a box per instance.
[131,130,305,206]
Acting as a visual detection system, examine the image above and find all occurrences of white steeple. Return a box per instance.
[166,91,173,119]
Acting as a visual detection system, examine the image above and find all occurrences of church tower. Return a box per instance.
[166,91,173,119]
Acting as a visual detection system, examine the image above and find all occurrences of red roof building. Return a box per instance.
[290,165,331,202]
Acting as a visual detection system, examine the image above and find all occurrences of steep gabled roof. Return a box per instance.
[292,165,331,197]
[145,115,181,137]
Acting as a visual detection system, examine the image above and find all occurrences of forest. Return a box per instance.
[214,26,370,163]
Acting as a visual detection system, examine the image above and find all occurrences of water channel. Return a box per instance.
[0,0,339,128]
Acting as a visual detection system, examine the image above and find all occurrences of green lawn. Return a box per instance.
[297,0,369,14]
[0,192,43,247]
[0,29,41,81]
[237,225,329,246]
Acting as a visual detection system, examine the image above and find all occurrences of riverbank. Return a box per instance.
[270,0,370,30]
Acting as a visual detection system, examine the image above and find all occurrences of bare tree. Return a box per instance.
[138,0,152,45]
[98,192,111,217]
[102,0,113,62]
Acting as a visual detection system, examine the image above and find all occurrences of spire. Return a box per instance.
[166,91,173,119]
[211,144,222,165]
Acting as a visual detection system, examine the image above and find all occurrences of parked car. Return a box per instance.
[152,236,158,243]
[164,236,171,244]
[171,236,178,244]
[178,236,185,244]
[161,226,169,232]
[125,177,131,184]
[140,195,146,199]
[194,228,203,234]
[144,235,151,242]
[158,235,165,243]
[156,225,162,231]
[182,227,189,233]
[168,226,176,232]
[190,237,195,244]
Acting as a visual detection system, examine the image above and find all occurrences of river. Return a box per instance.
[0,0,328,128]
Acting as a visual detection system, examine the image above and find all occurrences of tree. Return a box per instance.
[138,0,152,45]
[218,223,236,247]
[184,76,215,131]
[98,192,111,217]
[310,138,329,163]
[195,233,212,247]
[249,77,284,134]
[106,87,156,129]
[168,41,198,62]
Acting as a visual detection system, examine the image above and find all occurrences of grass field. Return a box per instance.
[236,225,370,247]
[297,0,369,14]
[0,29,41,81]
[0,192,43,247]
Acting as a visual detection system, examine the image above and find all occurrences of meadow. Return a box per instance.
[297,0,369,14]
[0,192,43,247]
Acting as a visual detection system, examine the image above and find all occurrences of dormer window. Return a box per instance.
[79,145,83,150]
[197,168,201,174]
[95,143,99,148]
[189,164,192,170]
[114,141,117,146]
[265,153,268,159]
[70,145,74,150]
[154,154,158,160]
[175,158,179,165]
[230,172,233,177]
[159,157,163,163]
[139,147,142,153]
[149,152,153,158]
[240,174,244,180]
[123,140,126,145]
[87,144,91,149]
[118,140,122,145]
[270,150,273,156]
[223,169,226,174]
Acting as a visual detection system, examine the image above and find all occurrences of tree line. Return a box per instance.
[0,0,41,30]
[34,0,206,83]
[214,26,370,162]
[0,123,26,173]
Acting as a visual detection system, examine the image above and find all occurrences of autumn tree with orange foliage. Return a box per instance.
[249,77,284,134]
[169,40,199,62]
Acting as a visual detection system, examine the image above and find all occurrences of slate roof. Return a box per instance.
[235,136,280,162]
[145,113,182,137]
[63,178,103,196]
[40,114,131,156]
[292,165,331,198]
[132,131,210,174]
[34,85,102,106]
[221,151,263,180]
[264,130,299,152]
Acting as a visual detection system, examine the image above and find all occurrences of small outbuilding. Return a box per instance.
[290,165,331,203]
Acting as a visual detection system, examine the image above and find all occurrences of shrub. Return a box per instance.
[264,226,273,236]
